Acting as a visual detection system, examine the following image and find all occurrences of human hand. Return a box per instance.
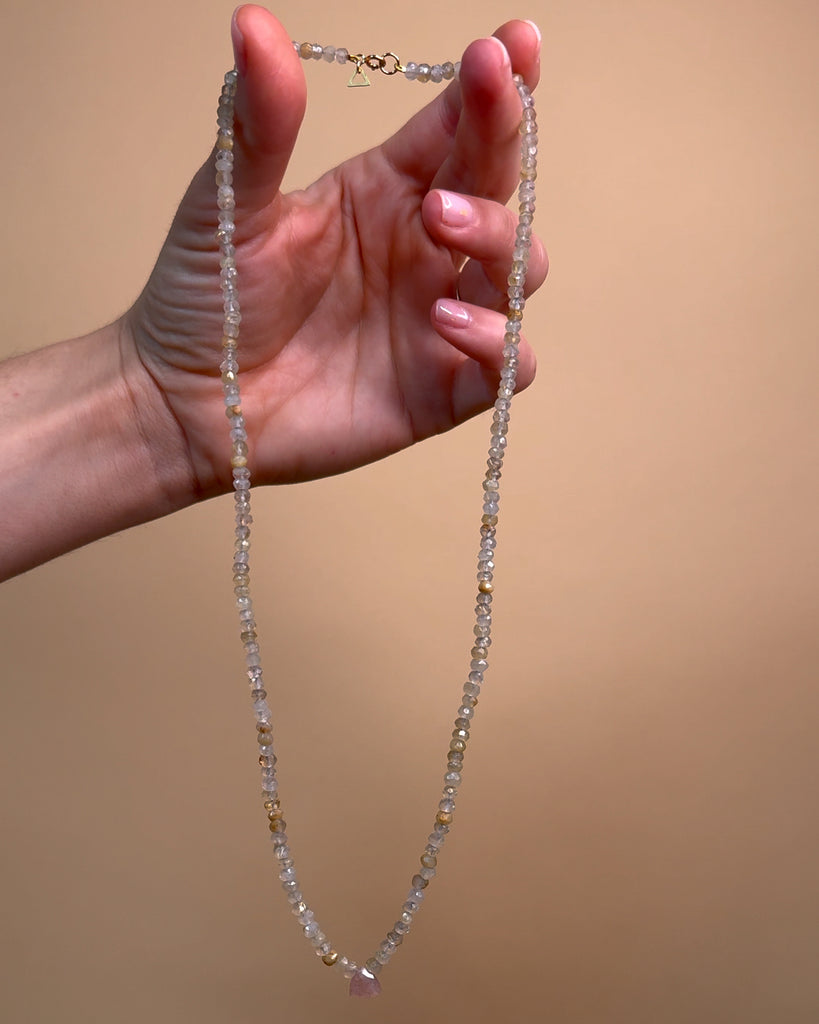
[124,5,547,498]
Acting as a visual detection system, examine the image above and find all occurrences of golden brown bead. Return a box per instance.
[231,454,248,468]
[478,581,494,594]
[322,951,339,966]
[269,819,287,833]
[436,810,453,825]
[421,854,437,869]
[226,404,242,418]
[217,135,234,150]
[263,799,279,812]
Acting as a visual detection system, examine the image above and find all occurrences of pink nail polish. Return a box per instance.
[231,7,248,77]
[524,20,542,47]
[487,36,511,71]
[439,191,474,227]
[435,300,472,328]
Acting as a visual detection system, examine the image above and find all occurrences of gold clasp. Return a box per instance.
[346,51,405,87]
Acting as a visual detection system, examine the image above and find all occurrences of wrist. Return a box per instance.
[0,321,198,581]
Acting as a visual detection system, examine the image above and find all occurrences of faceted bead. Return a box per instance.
[350,968,382,997]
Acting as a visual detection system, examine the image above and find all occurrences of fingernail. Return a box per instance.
[231,7,247,77]
[524,20,542,47]
[434,299,472,328]
[439,190,474,228]
[487,36,511,71]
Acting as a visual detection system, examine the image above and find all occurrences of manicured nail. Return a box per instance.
[231,7,247,77]
[524,20,542,47]
[487,35,511,71]
[434,299,472,328]
[439,190,474,228]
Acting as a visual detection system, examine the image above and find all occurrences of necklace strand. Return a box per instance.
[214,41,538,998]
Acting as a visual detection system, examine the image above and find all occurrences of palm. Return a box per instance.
[126,12,543,495]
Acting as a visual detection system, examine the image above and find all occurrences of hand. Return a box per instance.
[124,5,547,497]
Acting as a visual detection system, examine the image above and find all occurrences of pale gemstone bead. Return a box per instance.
[335,47,349,64]
[441,61,455,79]
[404,62,418,80]
[430,64,443,82]
[322,46,336,61]
[417,63,431,82]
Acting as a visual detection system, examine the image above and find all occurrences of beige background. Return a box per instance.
[1,0,817,1021]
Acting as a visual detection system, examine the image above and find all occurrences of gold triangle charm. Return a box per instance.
[347,68,371,88]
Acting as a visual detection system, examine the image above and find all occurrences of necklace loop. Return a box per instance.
[214,40,538,998]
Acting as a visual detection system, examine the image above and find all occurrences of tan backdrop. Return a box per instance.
[1,1,817,1021]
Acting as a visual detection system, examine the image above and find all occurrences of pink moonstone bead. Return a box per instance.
[349,969,382,998]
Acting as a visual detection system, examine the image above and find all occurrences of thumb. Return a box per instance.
[230,5,306,209]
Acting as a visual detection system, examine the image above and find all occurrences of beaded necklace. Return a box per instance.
[214,40,538,998]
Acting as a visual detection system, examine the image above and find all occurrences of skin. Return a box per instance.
[0,6,547,581]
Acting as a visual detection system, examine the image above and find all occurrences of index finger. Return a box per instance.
[382,20,541,192]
